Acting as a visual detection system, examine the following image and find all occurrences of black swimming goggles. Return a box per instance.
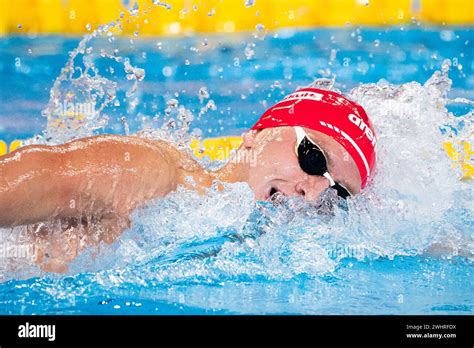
[294,127,352,199]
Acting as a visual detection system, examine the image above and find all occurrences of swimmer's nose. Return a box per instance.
[295,175,329,202]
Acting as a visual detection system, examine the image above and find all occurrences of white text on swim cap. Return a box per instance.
[283,91,324,103]
[348,113,377,147]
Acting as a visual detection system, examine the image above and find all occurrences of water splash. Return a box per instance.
[2,60,472,285]
[98,62,471,285]
[26,23,137,145]
[25,2,180,146]
[347,59,473,259]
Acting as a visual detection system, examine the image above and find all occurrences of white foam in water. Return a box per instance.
[346,62,472,257]
[88,62,471,285]
[0,62,472,283]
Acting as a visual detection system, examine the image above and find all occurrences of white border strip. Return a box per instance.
[319,121,370,177]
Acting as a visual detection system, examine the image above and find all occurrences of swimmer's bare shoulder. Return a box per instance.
[0,134,212,227]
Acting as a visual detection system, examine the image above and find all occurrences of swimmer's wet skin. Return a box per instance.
[0,88,376,272]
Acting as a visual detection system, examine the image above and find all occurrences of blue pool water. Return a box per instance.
[0,26,473,314]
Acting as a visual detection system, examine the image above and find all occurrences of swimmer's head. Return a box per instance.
[233,87,377,201]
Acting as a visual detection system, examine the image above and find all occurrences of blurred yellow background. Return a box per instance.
[0,0,473,36]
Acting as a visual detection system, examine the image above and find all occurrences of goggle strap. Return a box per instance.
[323,172,336,186]
[294,126,306,145]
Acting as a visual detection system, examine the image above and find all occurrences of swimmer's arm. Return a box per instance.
[0,135,179,227]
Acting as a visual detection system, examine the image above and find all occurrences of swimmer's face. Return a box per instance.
[241,126,361,201]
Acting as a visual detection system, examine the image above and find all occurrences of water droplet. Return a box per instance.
[129,1,139,16]
[245,0,255,7]
[162,66,173,77]
[256,23,264,32]
[440,30,455,42]
[441,59,451,74]
[270,80,282,90]
[153,0,172,10]
[86,23,91,31]
[121,116,130,135]
[198,86,209,103]
[244,43,255,60]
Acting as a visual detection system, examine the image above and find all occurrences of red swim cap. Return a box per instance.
[251,87,377,188]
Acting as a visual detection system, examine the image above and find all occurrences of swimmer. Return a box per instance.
[0,88,377,272]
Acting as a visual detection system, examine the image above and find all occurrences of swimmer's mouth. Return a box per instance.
[266,186,282,201]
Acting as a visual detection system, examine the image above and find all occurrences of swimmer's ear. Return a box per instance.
[242,130,259,149]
